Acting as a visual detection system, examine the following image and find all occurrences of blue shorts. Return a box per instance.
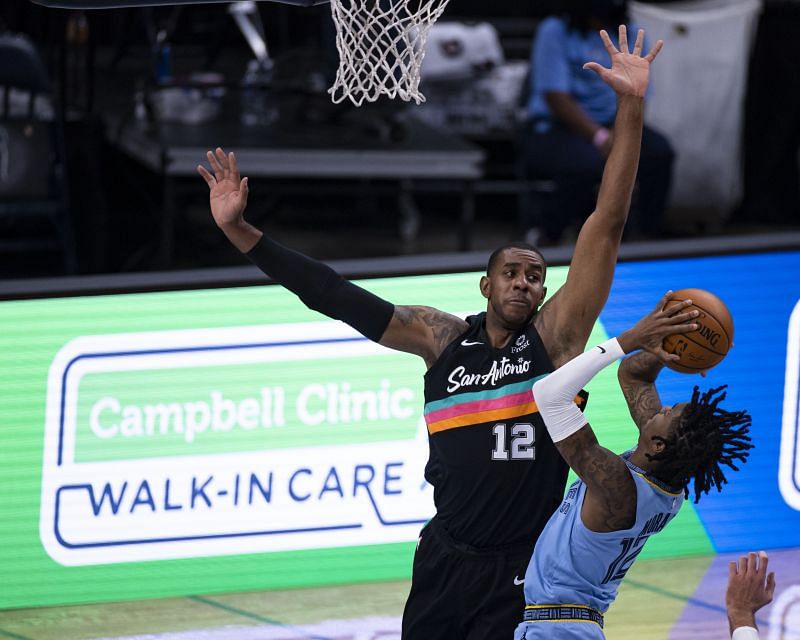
[514,620,606,639]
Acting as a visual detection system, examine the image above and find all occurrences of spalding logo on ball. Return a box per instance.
[662,288,733,374]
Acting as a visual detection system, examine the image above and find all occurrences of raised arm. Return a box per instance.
[533,294,697,532]
[618,351,666,431]
[198,148,467,367]
[537,26,664,366]
[617,294,707,429]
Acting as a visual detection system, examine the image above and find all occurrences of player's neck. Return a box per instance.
[483,314,526,349]
[628,449,676,489]
[628,447,654,472]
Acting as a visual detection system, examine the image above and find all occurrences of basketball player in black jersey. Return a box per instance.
[198,25,662,640]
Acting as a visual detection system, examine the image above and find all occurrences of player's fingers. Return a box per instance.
[618,24,628,53]
[599,29,618,55]
[654,290,672,313]
[669,310,698,324]
[669,323,699,336]
[240,177,249,206]
[663,298,693,317]
[215,147,229,177]
[582,62,607,77]
[196,164,216,188]
[729,560,738,577]
[670,318,699,332]
[633,29,644,56]
[757,550,769,575]
[645,39,664,63]
[651,347,679,363]
[749,551,759,572]
[739,554,749,574]
[207,150,223,179]
[766,571,776,598]
[229,151,240,181]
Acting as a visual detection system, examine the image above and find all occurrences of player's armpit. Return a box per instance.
[536,219,623,367]
[554,427,637,532]
[380,305,468,368]
[618,352,665,430]
[533,290,581,367]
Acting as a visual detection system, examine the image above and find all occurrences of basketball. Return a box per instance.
[662,288,734,374]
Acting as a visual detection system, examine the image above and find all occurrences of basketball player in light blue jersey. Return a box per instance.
[514,293,753,639]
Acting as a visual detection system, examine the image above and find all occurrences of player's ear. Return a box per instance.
[651,435,667,455]
[480,275,491,299]
[538,286,547,308]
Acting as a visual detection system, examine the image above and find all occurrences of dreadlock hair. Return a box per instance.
[486,242,546,276]
[646,385,753,504]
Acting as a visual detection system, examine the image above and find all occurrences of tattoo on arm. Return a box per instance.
[618,352,664,430]
[413,307,466,354]
[384,306,468,366]
[556,427,637,531]
[392,306,415,327]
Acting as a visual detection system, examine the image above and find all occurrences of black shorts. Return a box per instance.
[402,517,533,640]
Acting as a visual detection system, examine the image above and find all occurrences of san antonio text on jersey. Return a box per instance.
[423,312,587,549]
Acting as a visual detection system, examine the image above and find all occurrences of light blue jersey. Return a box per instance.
[514,452,684,639]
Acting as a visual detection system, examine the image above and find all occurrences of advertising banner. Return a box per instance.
[2,251,799,608]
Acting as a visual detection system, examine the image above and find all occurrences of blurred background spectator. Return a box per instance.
[521,0,674,245]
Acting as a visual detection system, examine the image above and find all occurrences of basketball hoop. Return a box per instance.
[327,0,453,106]
[30,0,453,106]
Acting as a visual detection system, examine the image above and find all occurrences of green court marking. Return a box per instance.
[0,629,33,640]
[623,577,770,629]
[189,595,333,640]
[605,554,713,640]
[625,576,723,611]
[189,595,286,626]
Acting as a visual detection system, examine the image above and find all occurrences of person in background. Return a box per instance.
[522,0,674,245]
[726,551,776,640]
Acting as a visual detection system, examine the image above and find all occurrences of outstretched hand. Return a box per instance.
[197,147,249,229]
[618,291,699,362]
[726,551,776,632]
[583,25,663,98]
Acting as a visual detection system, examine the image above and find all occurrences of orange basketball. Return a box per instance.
[662,288,734,374]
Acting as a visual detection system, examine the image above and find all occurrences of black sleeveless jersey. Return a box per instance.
[422,312,587,549]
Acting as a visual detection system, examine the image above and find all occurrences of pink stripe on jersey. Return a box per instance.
[424,389,534,425]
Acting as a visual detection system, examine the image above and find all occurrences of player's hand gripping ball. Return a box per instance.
[662,288,733,374]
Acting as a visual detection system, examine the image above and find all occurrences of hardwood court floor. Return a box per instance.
[1,549,799,640]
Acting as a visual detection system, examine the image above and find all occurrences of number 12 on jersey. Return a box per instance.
[492,422,535,461]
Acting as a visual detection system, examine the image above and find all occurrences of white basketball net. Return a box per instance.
[327,0,452,106]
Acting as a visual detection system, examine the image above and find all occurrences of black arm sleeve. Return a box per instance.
[246,234,395,342]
